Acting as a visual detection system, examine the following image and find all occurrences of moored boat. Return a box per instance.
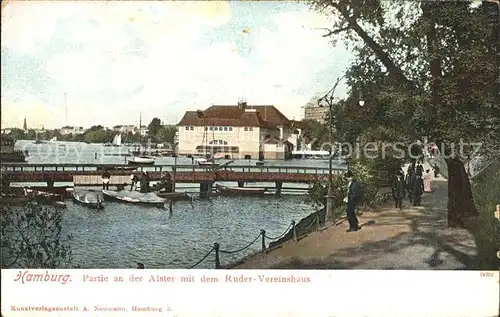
[215,184,267,196]
[102,189,165,206]
[156,191,192,201]
[73,190,105,209]
[96,165,137,172]
[128,156,155,165]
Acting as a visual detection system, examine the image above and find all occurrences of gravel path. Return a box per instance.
[233,163,479,269]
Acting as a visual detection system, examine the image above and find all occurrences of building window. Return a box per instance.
[249,127,253,131]
[214,127,218,131]
[185,126,189,131]
[224,127,228,131]
[204,127,208,131]
[244,127,248,131]
[229,127,233,131]
[208,140,228,145]
[209,127,213,131]
[190,126,194,131]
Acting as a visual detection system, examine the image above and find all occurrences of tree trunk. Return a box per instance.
[445,157,479,228]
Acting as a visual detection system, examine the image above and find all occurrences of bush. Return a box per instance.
[1,202,73,269]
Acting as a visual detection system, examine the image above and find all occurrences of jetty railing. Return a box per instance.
[187,212,327,269]
[0,163,344,175]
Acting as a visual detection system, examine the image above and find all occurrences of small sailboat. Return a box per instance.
[112,134,122,147]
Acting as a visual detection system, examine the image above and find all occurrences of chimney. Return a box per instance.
[238,97,247,109]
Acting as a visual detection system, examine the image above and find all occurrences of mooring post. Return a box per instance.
[291,220,297,242]
[214,242,221,269]
[275,181,282,196]
[261,229,266,252]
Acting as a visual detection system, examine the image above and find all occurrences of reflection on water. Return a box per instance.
[63,195,314,269]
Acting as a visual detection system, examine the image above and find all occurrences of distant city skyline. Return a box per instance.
[1,1,351,129]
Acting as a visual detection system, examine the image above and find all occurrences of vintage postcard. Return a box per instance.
[1,0,499,316]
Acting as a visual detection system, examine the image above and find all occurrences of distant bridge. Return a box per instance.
[0,163,347,185]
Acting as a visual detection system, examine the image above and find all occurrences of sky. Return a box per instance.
[1,1,352,129]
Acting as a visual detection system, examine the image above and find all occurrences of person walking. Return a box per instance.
[412,174,424,206]
[343,171,362,232]
[432,164,440,178]
[423,169,432,193]
[101,169,111,190]
[415,161,423,177]
[405,165,415,202]
[391,171,405,209]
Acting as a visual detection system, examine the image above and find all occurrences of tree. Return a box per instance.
[310,0,500,229]
[148,118,162,136]
[1,203,73,268]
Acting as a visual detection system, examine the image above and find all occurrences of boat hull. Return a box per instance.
[73,191,105,210]
[102,190,165,206]
[215,184,266,196]
[128,156,155,165]
[156,191,191,201]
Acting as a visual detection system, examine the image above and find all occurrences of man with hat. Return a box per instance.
[343,170,362,232]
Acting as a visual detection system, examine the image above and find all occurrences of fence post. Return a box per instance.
[316,213,321,231]
[213,243,221,269]
[291,220,297,242]
[261,229,266,251]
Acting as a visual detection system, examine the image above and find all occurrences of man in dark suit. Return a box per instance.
[415,161,423,177]
[391,171,405,209]
[344,171,361,232]
[412,174,424,206]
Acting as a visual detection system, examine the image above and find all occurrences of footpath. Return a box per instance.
[233,163,479,269]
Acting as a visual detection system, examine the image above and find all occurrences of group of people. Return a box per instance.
[101,170,151,193]
[390,160,440,209]
[130,172,151,193]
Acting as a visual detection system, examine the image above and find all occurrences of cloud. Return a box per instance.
[1,1,350,128]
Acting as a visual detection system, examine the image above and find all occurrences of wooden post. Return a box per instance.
[214,243,221,269]
[291,220,297,242]
[261,229,266,251]
[316,212,321,231]
[275,181,282,196]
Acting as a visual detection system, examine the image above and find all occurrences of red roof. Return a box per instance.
[177,104,292,129]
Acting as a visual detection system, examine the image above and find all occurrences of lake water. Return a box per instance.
[7,140,346,269]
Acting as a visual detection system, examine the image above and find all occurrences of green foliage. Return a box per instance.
[1,203,73,269]
[305,176,346,209]
[148,117,163,136]
[299,119,329,149]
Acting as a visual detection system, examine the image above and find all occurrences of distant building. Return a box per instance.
[59,126,86,135]
[1,128,12,134]
[177,100,302,160]
[139,125,148,137]
[112,125,137,134]
[303,93,328,123]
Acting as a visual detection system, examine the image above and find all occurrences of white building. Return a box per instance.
[177,101,302,160]
[112,125,137,134]
[59,126,86,135]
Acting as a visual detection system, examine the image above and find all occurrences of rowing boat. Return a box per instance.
[215,184,267,196]
[102,189,165,206]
